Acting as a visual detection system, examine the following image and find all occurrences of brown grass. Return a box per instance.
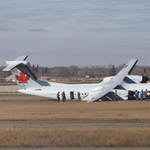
[1,99,150,147]
[0,100,150,121]
[0,127,150,147]
[0,93,24,95]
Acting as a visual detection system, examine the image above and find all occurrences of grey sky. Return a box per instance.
[0,0,150,67]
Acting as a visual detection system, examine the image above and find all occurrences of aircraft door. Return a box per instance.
[70,91,74,100]
[74,91,79,100]
[70,91,80,100]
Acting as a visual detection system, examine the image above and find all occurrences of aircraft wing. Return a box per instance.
[88,59,138,102]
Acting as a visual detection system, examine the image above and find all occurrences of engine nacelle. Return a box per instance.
[97,90,129,101]
[113,89,128,100]
[125,75,143,84]
[104,75,149,84]
[112,90,135,100]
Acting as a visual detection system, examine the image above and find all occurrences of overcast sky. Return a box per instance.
[0,0,150,67]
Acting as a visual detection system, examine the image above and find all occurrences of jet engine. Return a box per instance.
[112,90,135,100]
[125,75,149,84]
[141,75,149,83]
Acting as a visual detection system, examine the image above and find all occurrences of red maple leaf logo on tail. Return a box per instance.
[15,72,29,83]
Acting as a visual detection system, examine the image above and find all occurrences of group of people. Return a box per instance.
[113,89,150,101]
[135,89,150,101]
[57,89,150,102]
[57,91,66,102]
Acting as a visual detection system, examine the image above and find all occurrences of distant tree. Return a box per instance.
[32,64,35,72]
[109,65,116,76]
[45,67,48,73]
[0,63,150,79]
[27,62,32,69]
[36,64,39,73]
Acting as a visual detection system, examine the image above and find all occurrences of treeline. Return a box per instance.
[0,63,150,79]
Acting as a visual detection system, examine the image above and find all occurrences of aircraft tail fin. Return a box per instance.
[3,55,48,89]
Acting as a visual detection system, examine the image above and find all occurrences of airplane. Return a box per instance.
[3,55,150,102]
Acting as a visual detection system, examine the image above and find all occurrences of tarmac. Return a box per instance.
[1,120,150,128]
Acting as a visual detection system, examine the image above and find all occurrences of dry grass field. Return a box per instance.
[0,127,150,147]
[0,100,150,121]
[1,97,150,147]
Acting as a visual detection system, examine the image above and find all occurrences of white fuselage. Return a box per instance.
[18,75,150,101]
[19,82,102,101]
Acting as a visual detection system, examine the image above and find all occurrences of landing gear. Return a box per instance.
[128,90,135,100]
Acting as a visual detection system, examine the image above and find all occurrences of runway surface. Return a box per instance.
[1,120,150,128]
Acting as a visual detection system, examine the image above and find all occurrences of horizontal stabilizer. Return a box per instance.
[3,55,28,71]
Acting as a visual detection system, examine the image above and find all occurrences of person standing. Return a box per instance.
[144,89,148,101]
[62,91,66,102]
[140,89,143,101]
[148,91,150,101]
[57,92,60,102]
[114,90,117,102]
[135,90,139,101]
